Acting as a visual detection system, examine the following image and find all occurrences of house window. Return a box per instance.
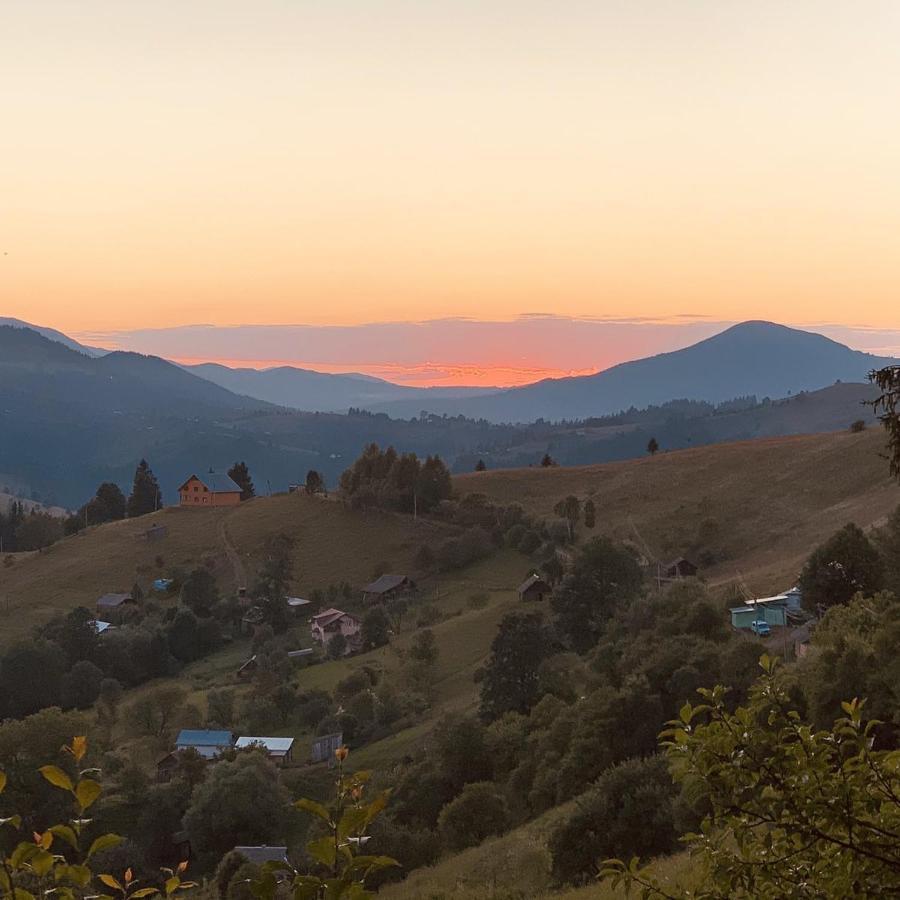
[193,485,199,492]
[203,496,208,503]
[194,496,199,503]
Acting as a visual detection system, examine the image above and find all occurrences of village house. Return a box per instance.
[310,608,361,654]
[235,736,295,766]
[174,729,235,760]
[361,574,416,604]
[730,586,805,631]
[178,471,242,507]
[518,573,552,602]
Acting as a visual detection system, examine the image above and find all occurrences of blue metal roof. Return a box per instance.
[180,471,242,493]
[175,729,233,747]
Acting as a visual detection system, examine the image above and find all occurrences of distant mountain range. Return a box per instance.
[361,321,897,422]
[1,318,893,508]
[181,362,498,413]
[9,317,895,422]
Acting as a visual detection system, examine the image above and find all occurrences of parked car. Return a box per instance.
[750,619,771,636]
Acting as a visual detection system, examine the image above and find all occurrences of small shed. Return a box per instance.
[235,736,295,766]
[143,524,169,542]
[96,592,135,612]
[663,558,698,579]
[91,620,114,635]
[518,574,551,602]
[361,574,416,604]
[174,729,235,760]
[152,577,174,592]
[311,732,344,767]
[156,752,180,784]
[286,596,311,612]
[287,648,314,660]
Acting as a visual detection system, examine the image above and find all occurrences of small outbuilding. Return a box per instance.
[518,574,551,602]
[235,736,295,766]
[361,574,416,604]
[174,729,235,760]
[96,592,135,612]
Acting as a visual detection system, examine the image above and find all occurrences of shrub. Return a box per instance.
[549,755,680,884]
[438,782,510,851]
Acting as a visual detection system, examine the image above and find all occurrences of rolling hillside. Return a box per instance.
[458,427,900,592]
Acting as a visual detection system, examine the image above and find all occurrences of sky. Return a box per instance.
[3,1,900,385]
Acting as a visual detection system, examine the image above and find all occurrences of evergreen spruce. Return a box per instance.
[126,459,162,517]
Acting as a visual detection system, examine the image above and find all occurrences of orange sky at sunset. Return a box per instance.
[4,1,900,385]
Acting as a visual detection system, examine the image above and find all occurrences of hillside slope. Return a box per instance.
[457,428,900,592]
[0,492,458,647]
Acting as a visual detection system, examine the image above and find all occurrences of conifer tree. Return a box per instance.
[227,461,255,500]
[126,458,162,517]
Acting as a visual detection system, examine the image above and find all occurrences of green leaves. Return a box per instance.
[295,798,332,825]
[306,836,337,868]
[39,765,74,792]
[75,778,102,811]
[88,834,124,859]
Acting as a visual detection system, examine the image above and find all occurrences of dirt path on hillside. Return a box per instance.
[218,518,246,592]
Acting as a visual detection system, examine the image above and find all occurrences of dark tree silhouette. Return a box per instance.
[126,459,162,517]
[871,365,900,479]
[227,461,255,500]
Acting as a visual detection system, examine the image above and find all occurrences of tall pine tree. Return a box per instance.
[227,461,255,501]
[127,459,162,517]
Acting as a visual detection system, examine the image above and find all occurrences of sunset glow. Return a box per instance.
[4,1,900,381]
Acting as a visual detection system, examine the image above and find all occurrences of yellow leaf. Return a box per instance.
[164,876,180,895]
[75,778,102,811]
[124,868,133,884]
[130,889,159,898]
[0,770,6,793]
[70,736,88,764]
[37,831,53,850]
[98,874,123,892]
[39,766,74,792]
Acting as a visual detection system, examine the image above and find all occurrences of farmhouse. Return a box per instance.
[178,471,242,507]
[174,729,235,759]
[362,574,416,604]
[235,736,295,766]
[310,608,361,653]
[518,573,551,602]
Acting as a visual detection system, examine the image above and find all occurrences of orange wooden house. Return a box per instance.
[178,471,242,507]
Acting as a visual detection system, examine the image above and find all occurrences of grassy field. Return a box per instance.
[458,428,900,593]
[380,792,699,900]
[0,491,459,647]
